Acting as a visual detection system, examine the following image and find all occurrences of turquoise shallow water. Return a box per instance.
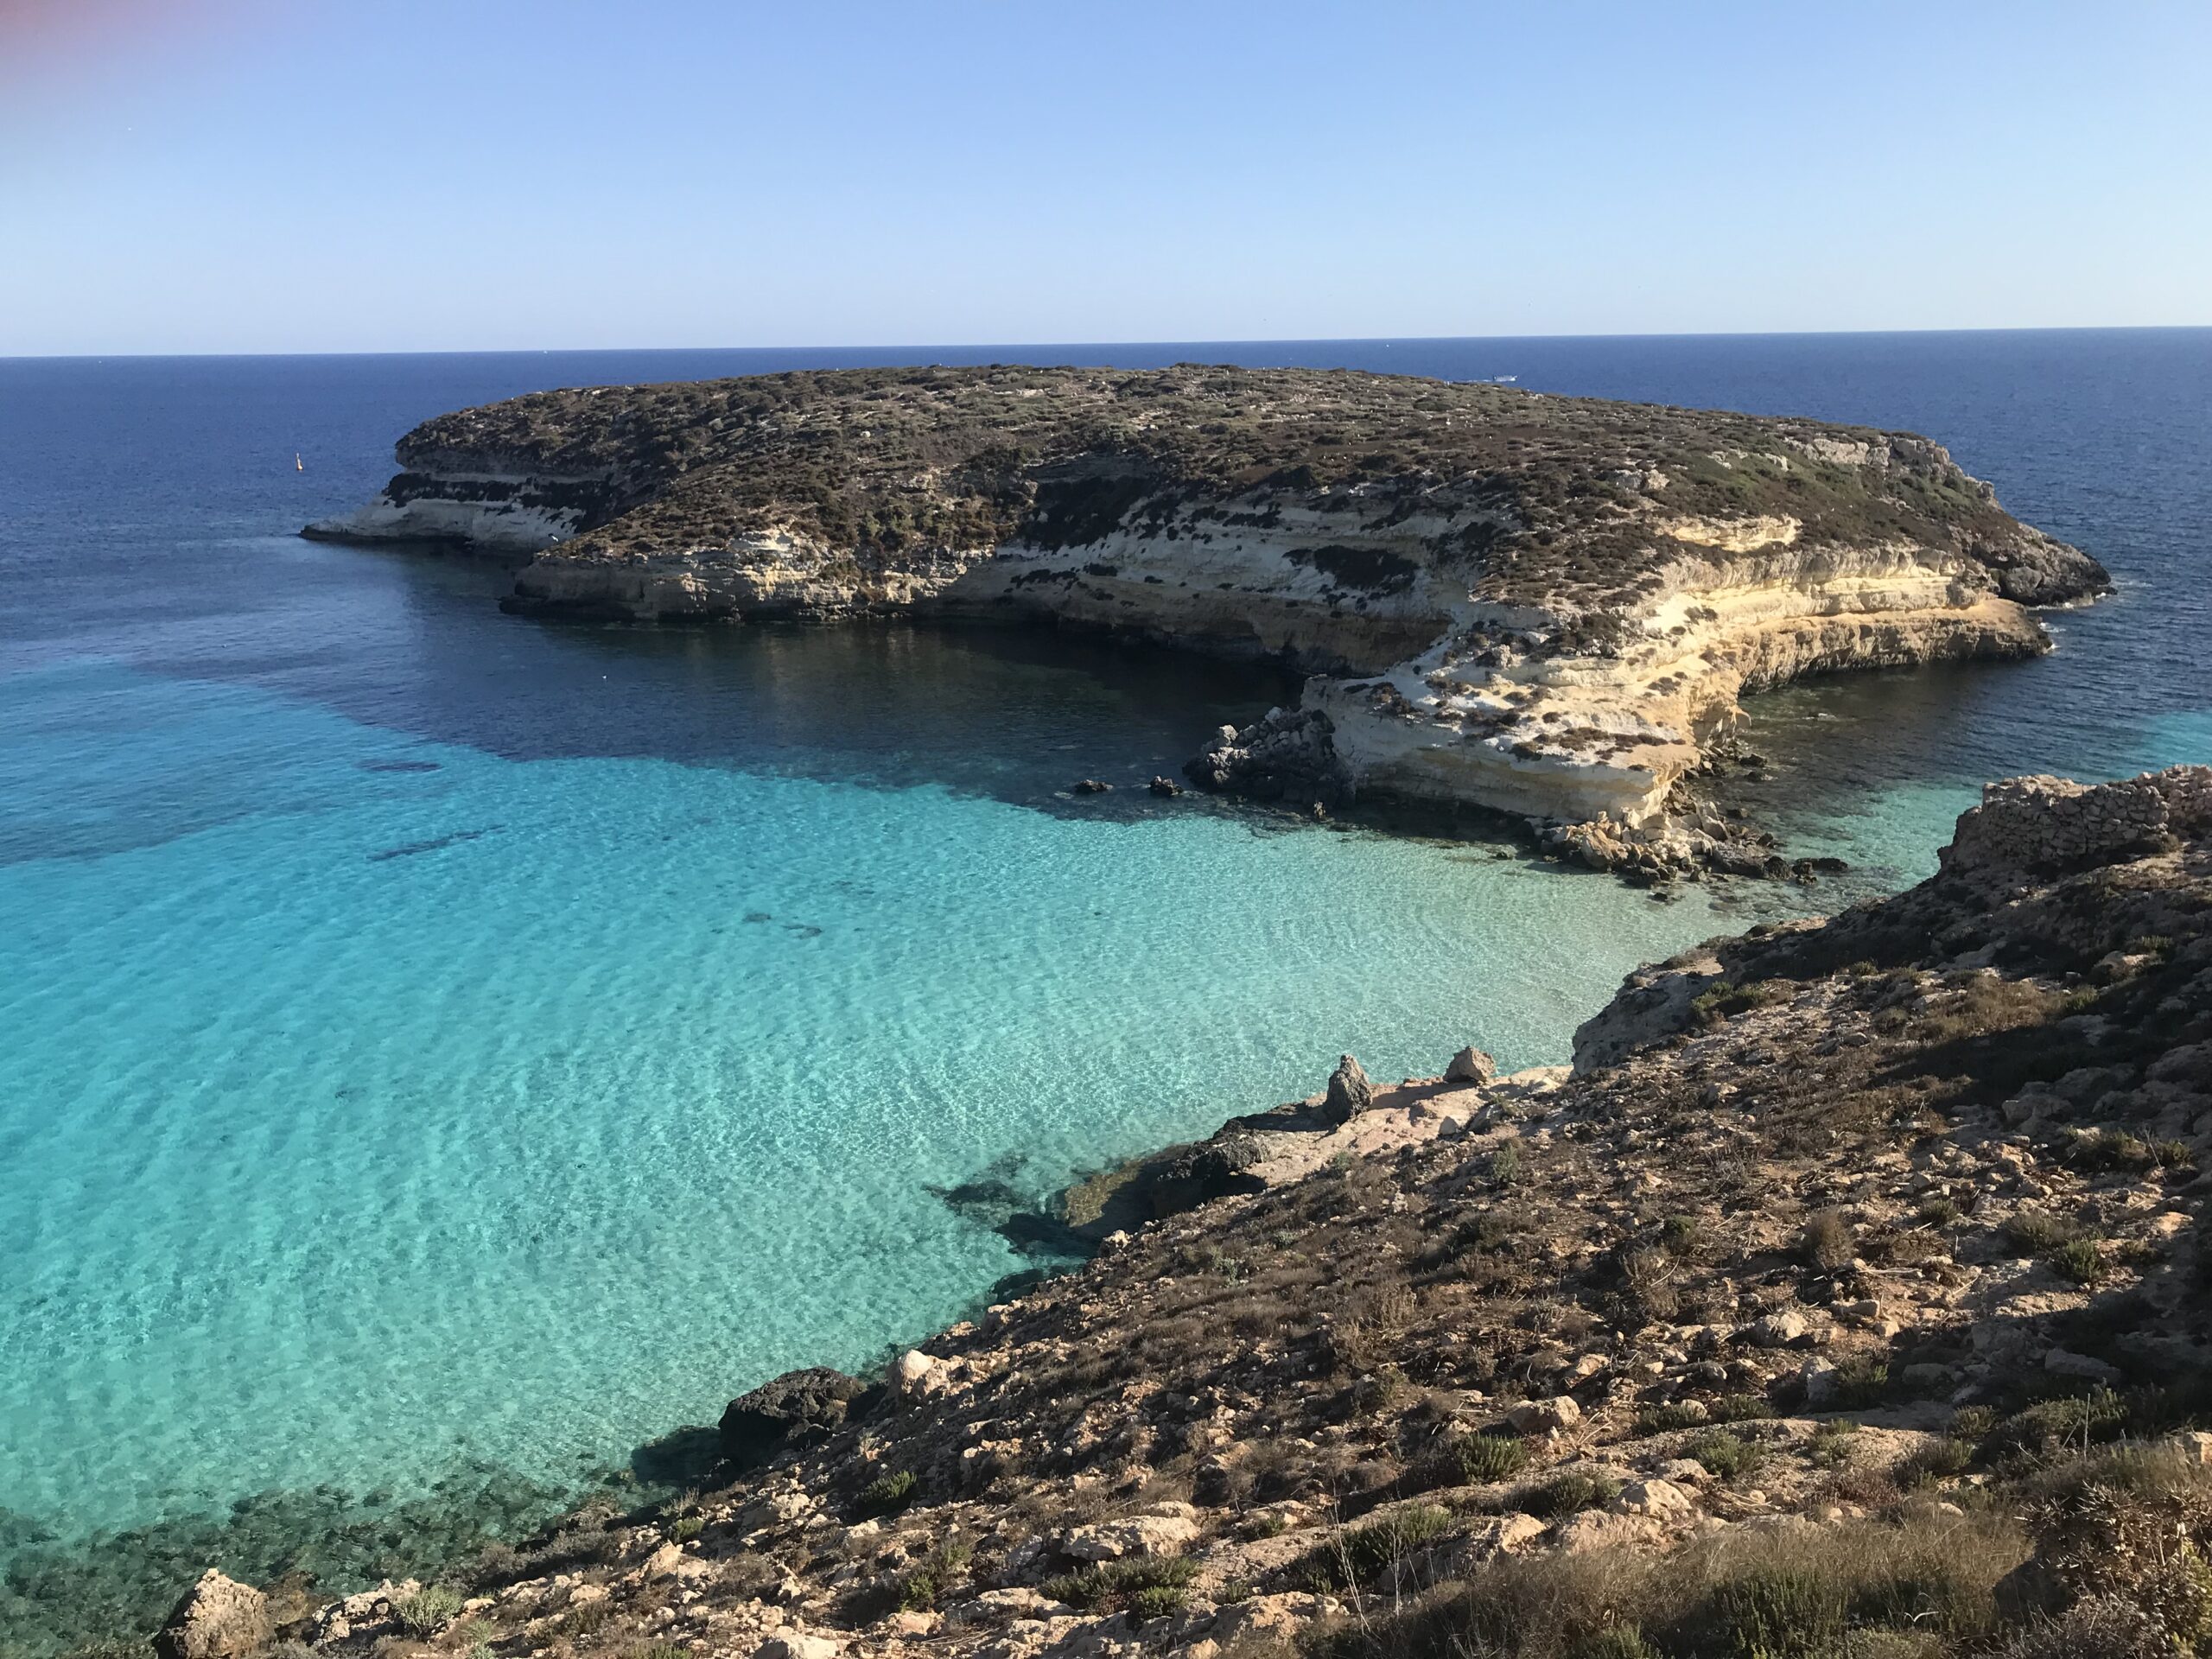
[0,657,1775,1538]
[1,335,2206,1650]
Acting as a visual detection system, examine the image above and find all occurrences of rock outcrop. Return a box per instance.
[1321,1052,1376,1124]
[308,365,2107,858]
[720,1369,877,1465]
[153,1571,270,1659]
[168,765,2212,1659]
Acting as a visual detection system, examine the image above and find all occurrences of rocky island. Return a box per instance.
[307,366,2107,871]
[140,767,2212,1659]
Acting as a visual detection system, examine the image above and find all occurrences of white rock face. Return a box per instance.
[308,494,579,552]
[752,1634,841,1659]
[1615,1478,1699,1519]
[895,1349,950,1401]
[1506,1395,1583,1433]
[1060,1507,1201,1561]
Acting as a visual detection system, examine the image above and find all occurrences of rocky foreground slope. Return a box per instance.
[306,367,2107,859]
[162,767,2212,1659]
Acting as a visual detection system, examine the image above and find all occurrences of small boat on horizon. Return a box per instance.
[295,453,303,471]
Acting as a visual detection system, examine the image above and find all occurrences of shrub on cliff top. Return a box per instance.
[1301,1504,1456,1591]
[856,1468,917,1516]
[1799,1208,1854,1273]
[1517,1470,1621,1519]
[2049,1237,2109,1286]
[1448,1432,1528,1484]
[391,1585,464,1638]
[1042,1554,1198,1614]
[1688,1431,1765,1482]
[1690,980,1786,1026]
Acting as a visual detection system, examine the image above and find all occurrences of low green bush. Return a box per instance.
[1043,1554,1198,1614]
[1808,1420,1859,1467]
[1688,1431,1764,1482]
[1450,1432,1527,1483]
[1832,1357,1891,1408]
[2003,1211,2079,1254]
[1707,1564,1844,1657]
[1517,1471,1620,1519]
[1569,1629,1656,1659]
[1661,1215,1703,1255]
[857,1468,918,1516]
[1302,1504,1457,1590]
[1635,1402,1711,1436]
[1896,1436,1975,1487]
[1710,1393,1776,1423]
[897,1541,971,1611]
[1992,1387,2132,1454]
[392,1586,465,1638]
[1692,981,1786,1026]
[2049,1237,2107,1286]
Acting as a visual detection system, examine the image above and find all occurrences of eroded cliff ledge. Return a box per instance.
[306,365,2107,846]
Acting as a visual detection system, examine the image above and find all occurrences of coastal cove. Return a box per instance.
[2,332,2208,1654]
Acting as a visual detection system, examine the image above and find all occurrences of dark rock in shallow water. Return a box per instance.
[1148,775,1184,798]
[1071,779,1112,794]
[718,1368,874,1465]
[1143,1131,1267,1217]
[991,1266,1052,1300]
[627,1423,723,1488]
[995,1210,1093,1259]
[1186,708,1356,809]
[1323,1053,1375,1125]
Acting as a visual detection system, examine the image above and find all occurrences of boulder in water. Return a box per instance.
[719,1368,874,1465]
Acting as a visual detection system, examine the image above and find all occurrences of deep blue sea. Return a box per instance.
[1,331,2207,1649]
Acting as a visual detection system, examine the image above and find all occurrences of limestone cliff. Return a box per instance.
[307,365,2107,844]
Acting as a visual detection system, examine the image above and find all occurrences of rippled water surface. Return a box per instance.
[1,332,2206,1649]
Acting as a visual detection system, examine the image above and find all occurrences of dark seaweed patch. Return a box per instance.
[927,1163,1094,1262]
[367,828,493,861]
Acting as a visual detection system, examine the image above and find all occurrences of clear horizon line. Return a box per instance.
[6,321,2210,363]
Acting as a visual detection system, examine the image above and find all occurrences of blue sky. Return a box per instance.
[3,0,2208,353]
